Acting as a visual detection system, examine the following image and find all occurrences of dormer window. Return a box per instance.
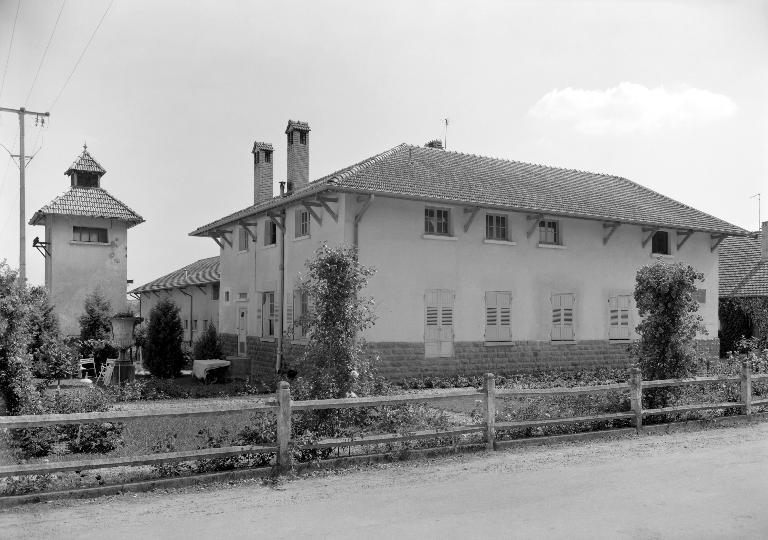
[299,132,307,145]
[264,150,272,163]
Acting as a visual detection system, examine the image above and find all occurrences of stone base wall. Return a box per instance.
[221,334,720,382]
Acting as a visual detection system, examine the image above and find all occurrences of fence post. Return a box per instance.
[741,358,752,417]
[484,373,496,451]
[628,367,643,434]
[276,381,292,471]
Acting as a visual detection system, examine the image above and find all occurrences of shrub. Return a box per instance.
[193,324,223,360]
[145,298,185,378]
[631,262,706,409]
[32,338,79,385]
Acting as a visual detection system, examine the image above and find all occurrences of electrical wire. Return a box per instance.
[48,0,114,111]
[25,0,67,105]
[0,0,22,103]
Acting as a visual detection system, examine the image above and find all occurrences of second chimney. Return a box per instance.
[253,141,274,205]
[762,221,768,261]
[285,120,310,192]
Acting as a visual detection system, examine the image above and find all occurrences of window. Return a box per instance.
[184,319,189,330]
[291,290,310,339]
[608,295,631,340]
[262,292,276,337]
[539,220,560,245]
[651,231,670,255]
[254,151,259,164]
[212,284,220,300]
[224,291,230,302]
[485,214,508,241]
[425,208,451,236]
[425,289,454,357]
[238,226,249,251]
[264,150,272,163]
[551,293,575,341]
[485,291,512,341]
[265,220,277,245]
[193,320,198,331]
[203,319,208,329]
[299,131,307,145]
[72,226,107,243]
[287,132,294,145]
[296,209,310,238]
[238,292,248,301]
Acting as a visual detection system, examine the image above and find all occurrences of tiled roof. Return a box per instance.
[190,143,749,237]
[285,120,310,133]
[129,256,220,294]
[719,231,767,297]
[64,146,106,176]
[253,141,274,152]
[29,187,144,227]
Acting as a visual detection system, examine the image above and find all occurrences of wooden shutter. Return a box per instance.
[485,291,512,341]
[425,290,454,357]
[551,293,575,341]
[286,291,294,338]
[439,290,454,357]
[609,295,631,340]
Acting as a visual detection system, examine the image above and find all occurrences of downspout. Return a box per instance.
[179,288,193,346]
[276,209,286,373]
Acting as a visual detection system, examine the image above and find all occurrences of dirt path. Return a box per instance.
[2,422,767,539]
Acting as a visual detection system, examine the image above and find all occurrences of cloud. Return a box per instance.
[528,82,737,134]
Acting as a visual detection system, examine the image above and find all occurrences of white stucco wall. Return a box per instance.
[43,215,129,336]
[139,285,219,344]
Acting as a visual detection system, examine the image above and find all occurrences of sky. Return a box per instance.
[0,0,766,288]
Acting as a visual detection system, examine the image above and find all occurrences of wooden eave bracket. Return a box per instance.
[463,207,479,233]
[602,222,620,245]
[267,211,285,232]
[197,285,207,295]
[641,227,659,248]
[210,229,233,248]
[355,194,374,224]
[676,230,694,250]
[317,195,339,222]
[239,221,258,242]
[710,234,726,252]
[526,214,544,238]
[302,201,323,226]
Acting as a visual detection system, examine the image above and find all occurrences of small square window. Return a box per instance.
[238,292,248,300]
[265,220,277,245]
[539,220,560,245]
[299,131,307,145]
[651,231,670,255]
[425,207,451,236]
[486,214,508,240]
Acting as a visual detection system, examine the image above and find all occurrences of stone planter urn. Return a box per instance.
[109,315,140,384]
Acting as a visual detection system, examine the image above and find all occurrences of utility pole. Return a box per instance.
[0,106,50,283]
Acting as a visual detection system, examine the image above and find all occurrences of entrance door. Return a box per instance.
[237,307,248,356]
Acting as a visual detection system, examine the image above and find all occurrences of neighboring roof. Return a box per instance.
[29,187,144,227]
[253,141,274,152]
[129,256,220,294]
[285,120,310,133]
[719,231,767,297]
[64,146,106,176]
[190,143,749,237]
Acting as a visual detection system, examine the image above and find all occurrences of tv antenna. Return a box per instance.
[443,118,449,150]
[750,193,761,230]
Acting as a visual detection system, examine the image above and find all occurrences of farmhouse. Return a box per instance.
[190,121,750,380]
[129,256,220,345]
[29,145,144,335]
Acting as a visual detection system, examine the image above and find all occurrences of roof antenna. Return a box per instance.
[750,193,761,231]
[443,118,449,150]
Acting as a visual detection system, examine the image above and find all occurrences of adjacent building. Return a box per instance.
[190,121,750,380]
[129,256,220,345]
[30,146,144,335]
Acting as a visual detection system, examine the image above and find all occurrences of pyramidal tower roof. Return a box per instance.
[64,144,106,177]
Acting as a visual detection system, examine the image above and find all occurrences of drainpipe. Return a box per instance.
[179,288,193,346]
[276,209,286,373]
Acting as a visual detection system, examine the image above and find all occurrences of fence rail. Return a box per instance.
[0,362,765,481]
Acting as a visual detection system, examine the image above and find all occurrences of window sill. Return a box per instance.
[484,340,513,347]
[422,234,457,241]
[260,243,277,251]
[70,241,110,246]
[651,253,674,260]
[538,243,566,250]
[236,298,248,303]
[609,339,632,343]
[294,235,311,242]
[237,249,250,254]
[260,337,276,343]
[550,340,577,345]
[483,239,516,246]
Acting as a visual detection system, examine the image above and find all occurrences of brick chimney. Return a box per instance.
[252,141,274,204]
[762,221,767,261]
[285,120,310,192]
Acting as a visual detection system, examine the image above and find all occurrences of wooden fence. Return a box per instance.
[0,362,766,480]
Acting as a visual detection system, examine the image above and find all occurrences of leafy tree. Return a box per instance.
[193,323,223,360]
[145,298,185,378]
[293,244,377,399]
[33,339,78,388]
[631,261,706,408]
[424,139,443,149]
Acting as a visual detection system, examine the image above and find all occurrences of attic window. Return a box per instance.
[73,226,107,243]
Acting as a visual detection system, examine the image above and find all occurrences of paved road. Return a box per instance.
[2,422,768,539]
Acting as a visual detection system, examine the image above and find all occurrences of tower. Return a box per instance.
[29,145,144,335]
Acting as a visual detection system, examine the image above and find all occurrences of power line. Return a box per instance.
[25,0,67,105]
[49,0,114,111]
[0,0,22,103]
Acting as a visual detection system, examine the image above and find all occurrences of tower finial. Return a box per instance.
[83,141,87,151]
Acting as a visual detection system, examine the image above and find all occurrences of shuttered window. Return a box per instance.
[425,289,454,358]
[265,220,277,245]
[262,292,276,337]
[608,295,631,340]
[551,293,576,341]
[485,291,512,341]
[238,227,249,251]
[296,209,310,238]
[289,290,311,339]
